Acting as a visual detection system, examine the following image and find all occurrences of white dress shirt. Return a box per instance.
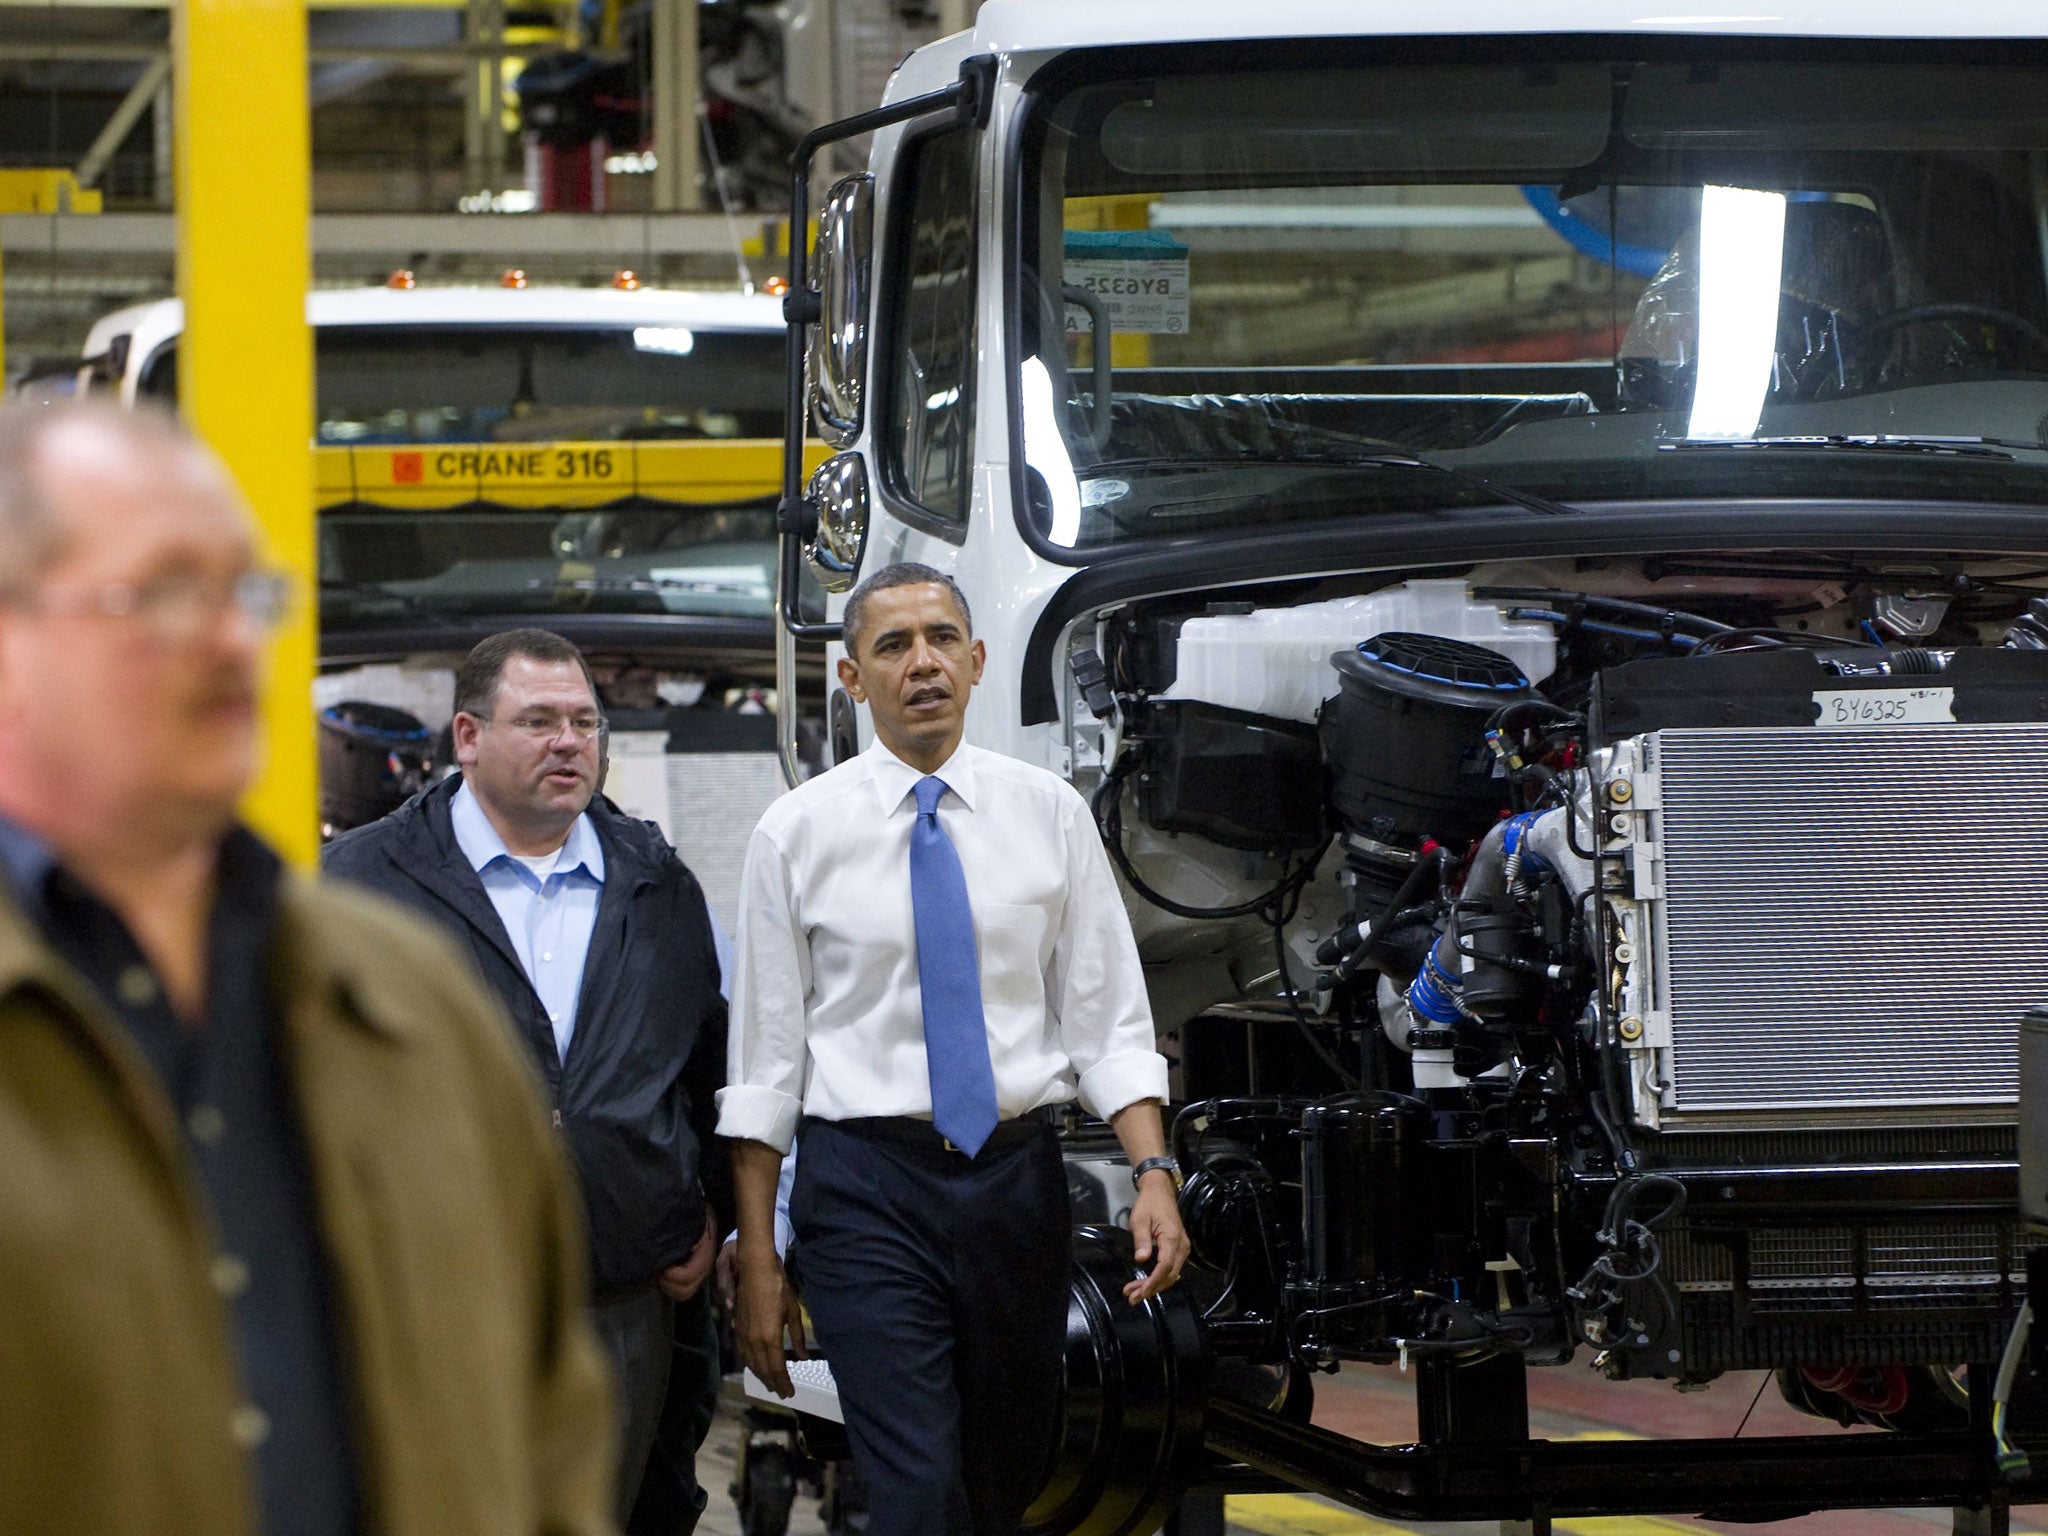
[716,737,1168,1154]
[449,780,605,1064]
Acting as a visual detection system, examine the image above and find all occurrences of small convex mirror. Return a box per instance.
[809,174,875,448]
[803,451,870,593]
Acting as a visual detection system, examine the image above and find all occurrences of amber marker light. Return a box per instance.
[501,268,529,289]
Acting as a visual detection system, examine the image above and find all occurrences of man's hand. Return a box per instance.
[1123,1171,1190,1305]
[657,1215,717,1302]
[734,1244,808,1397]
[1106,1099,1190,1305]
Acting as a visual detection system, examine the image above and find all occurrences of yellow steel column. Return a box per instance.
[175,0,317,863]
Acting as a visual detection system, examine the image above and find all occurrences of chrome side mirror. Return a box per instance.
[803,451,870,592]
[809,173,874,448]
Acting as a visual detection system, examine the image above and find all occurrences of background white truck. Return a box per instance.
[773,4,2048,1532]
[72,283,806,927]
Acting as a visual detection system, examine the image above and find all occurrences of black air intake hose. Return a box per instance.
[1887,647,1945,675]
[2006,597,2048,650]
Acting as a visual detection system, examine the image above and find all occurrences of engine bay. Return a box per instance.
[1067,552,2048,1419]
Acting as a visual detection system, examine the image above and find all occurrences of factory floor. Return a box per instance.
[691,1366,2048,1536]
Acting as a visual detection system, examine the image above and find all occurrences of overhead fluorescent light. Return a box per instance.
[1686,184,1786,441]
[1149,201,1544,231]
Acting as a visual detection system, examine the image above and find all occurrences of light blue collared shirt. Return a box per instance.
[450,780,605,1065]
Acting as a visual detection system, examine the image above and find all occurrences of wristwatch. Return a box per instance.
[1131,1155,1181,1191]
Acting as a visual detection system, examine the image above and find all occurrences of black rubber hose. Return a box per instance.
[1472,587,1737,635]
[1315,852,1438,965]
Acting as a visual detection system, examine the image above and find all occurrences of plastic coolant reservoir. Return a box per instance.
[1159,579,1557,723]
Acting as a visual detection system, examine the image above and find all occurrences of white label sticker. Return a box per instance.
[1063,255,1191,335]
[1811,686,1956,727]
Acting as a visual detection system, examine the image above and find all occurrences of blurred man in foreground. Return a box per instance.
[0,402,614,1536]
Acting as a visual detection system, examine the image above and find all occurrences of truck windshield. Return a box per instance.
[141,325,785,443]
[1015,41,2048,549]
[318,501,778,631]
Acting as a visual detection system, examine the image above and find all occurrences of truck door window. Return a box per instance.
[882,122,977,528]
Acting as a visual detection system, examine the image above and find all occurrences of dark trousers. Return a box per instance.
[791,1117,1071,1536]
[626,1285,720,1536]
[591,1282,675,1526]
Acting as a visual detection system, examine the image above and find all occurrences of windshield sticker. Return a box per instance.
[1064,229,1190,336]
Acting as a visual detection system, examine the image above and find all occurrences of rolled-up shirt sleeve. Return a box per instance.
[1052,793,1169,1120]
[715,825,810,1153]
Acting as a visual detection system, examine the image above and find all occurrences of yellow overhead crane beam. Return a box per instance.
[0,0,518,8]
[177,0,318,864]
[315,438,830,511]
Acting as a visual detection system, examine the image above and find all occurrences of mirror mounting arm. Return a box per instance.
[778,58,995,644]
[957,55,999,131]
[775,54,998,785]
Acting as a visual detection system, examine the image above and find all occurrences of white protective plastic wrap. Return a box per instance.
[1160,579,1557,723]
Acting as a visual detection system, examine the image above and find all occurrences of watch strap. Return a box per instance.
[1131,1155,1180,1189]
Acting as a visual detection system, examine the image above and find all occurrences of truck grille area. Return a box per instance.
[1657,1216,2023,1373]
[1639,724,2048,1119]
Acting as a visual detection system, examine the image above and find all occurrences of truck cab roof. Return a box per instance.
[79,285,784,406]
[967,0,2048,51]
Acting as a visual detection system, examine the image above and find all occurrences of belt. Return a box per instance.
[813,1107,1056,1157]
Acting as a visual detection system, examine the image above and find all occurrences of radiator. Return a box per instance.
[1612,723,2048,1125]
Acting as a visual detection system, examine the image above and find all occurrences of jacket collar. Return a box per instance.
[353,776,663,1012]
[0,840,414,1174]
[0,820,288,1017]
[271,873,417,1044]
[0,824,423,1051]
[371,776,529,981]
[410,772,656,881]
[0,876,109,1019]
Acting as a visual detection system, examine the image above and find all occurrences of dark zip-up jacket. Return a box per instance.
[323,774,729,1295]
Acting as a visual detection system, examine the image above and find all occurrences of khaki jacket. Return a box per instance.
[0,868,617,1536]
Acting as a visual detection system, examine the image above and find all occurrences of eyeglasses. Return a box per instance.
[485,710,609,742]
[12,569,294,642]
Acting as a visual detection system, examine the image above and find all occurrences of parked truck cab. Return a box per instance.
[777,5,2048,1531]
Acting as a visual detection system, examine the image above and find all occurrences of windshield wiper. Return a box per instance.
[530,574,771,599]
[1084,451,1583,518]
[1659,434,2030,460]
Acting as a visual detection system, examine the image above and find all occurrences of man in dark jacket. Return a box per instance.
[324,628,729,1530]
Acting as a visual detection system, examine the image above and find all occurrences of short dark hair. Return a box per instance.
[454,629,599,719]
[841,562,974,658]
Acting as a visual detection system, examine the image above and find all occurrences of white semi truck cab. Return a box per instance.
[774,6,2048,1530]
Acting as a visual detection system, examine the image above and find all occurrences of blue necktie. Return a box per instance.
[909,775,999,1156]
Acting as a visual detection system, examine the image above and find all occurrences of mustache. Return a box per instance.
[190,671,258,712]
